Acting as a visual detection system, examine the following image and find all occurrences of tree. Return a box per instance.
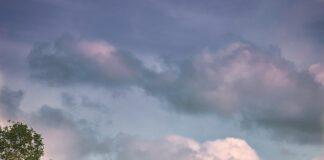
[0,121,44,160]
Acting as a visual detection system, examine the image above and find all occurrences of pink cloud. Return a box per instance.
[78,40,134,79]
[309,63,324,86]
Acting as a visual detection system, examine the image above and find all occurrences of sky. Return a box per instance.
[0,0,324,159]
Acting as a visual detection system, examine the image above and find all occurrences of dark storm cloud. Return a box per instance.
[0,86,24,118]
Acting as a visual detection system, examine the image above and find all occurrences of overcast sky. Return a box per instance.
[1,0,324,159]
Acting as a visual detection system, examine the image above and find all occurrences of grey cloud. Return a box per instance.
[306,19,324,44]
[160,43,320,144]
[31,104,112,160]
[61,92,77,108]
[60,92,108,111]
[143,43,324,144]
[0,86,24,118]
[28,35,147,87]
[28,36,324,144]
[313,152,324,160]
[4,0,324,159]
[80,96,107,110]
[114,135,198,160]
[32,105,74,128]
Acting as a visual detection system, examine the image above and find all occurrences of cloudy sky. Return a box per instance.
[1,0,324,159]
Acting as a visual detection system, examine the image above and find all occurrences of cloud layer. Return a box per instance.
[26,36,324,145]
[2,0,324,159]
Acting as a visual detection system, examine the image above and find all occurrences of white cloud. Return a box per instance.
[116,135,260,160]
[197,138,260,160]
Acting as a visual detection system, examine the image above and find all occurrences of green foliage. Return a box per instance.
[0,121,44,160]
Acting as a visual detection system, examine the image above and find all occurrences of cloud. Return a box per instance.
[0,86,24,118]
[0,73,5,126]
[313,152,324,160]
[115,135,260,160]
[60,92,108,112]
[80,95,107,110]
[146,42,324,144]
[32,105,74,128]
[0,71,3,88]
[309,63,324,86]
[28,36,324,144]
[28,35,145,87]
[30,104,112,160]
[22,98,262,160]
[61,92,77,108]
[144,42,293,114]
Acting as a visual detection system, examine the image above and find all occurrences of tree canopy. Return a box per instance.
[0,121,44,160]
